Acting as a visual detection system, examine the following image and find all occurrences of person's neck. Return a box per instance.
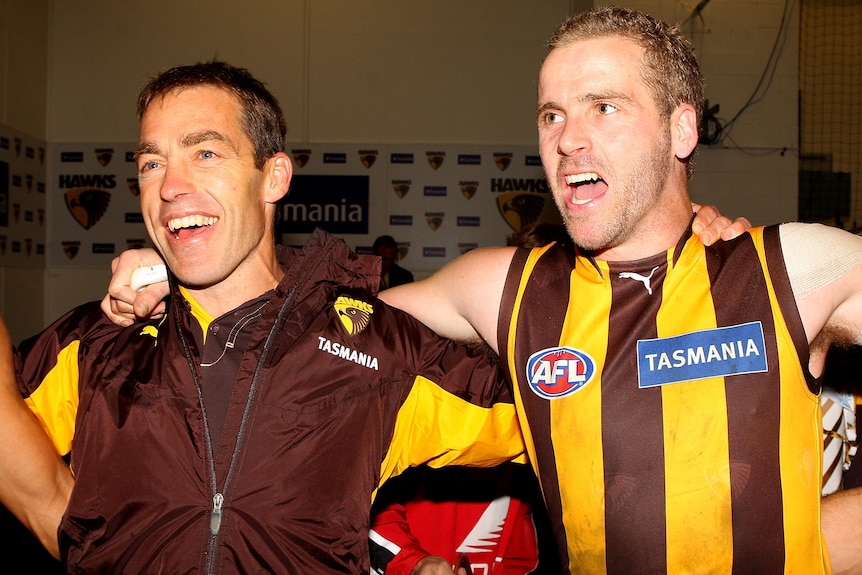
[181,254,284,319]
[591,197,693,262]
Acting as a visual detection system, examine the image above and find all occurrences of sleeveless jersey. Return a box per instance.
[497,225,828,574]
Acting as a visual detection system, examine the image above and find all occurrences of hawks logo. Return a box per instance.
[497,192,545,232]
[426,212,444,230]
[494,153,513,171]
[359,150,378,168]
[392,180,411,198]
[460,181,478,199]
[95,148,114,166]
[292,149,311,168]
[334,295,374,335]
[127,178,140,197]
[62,241,81,260]
[526,347,595,399]
[426,151,445,170]
[65,188,111,230]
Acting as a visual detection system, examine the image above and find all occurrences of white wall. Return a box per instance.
[0,0,48,344]
[0,0,800,342]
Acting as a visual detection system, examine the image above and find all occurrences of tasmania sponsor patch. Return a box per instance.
[526,347,595,399]
[318,336,379,370]
[637,322,768,388]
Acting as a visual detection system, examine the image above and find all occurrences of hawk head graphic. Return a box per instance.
[292,150,310,168]
[393,182,410,198]
[494,154,513,171]
[496,192,545,232]
[359,151,378,168]
[426,153,445,170]
[65,188,111,230]
[334,296,374,335]
[460,183,478,199]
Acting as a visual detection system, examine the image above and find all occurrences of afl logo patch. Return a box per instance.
[526,347,595,399]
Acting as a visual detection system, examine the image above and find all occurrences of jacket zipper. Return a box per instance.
[210,493,224,535]
[176,283,297,574]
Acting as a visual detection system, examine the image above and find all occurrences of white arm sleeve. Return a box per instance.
[779,222,862,300]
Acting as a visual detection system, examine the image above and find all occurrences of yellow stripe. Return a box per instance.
[506,245,550,476]
[658,237,733,573]
[749,228,827,573]
[376,375,525,502]
[24,341,80,455]
[555,256,611,575]
[180,286,213,342]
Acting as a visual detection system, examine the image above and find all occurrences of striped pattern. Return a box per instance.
[498,226,826,574]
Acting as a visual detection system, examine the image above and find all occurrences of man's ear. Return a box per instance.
[672,104,699,160]
[264,152,292,204]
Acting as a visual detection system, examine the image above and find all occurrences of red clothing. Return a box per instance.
[370,465,540,575]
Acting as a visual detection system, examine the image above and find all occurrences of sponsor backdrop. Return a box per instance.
[0,127,47,267]
[48,142,558,274]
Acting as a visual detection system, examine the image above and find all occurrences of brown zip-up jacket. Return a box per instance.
[17,229,525,574]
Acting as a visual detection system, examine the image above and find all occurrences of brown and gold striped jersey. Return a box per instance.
[498,225,827,574]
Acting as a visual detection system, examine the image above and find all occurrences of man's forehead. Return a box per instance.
[538,38,645,94]
[138,87,244,148]
[543,36,641,69]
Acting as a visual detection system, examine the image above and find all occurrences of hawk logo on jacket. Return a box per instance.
[526,347,595,399]
[334,296,373,335]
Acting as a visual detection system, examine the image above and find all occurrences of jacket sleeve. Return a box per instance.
[369,502,432,575]
[14,301,115,455]
[377,328,527,491]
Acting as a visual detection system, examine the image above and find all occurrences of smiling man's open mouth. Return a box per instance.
[168,215,219,237]
[565,172,608,205]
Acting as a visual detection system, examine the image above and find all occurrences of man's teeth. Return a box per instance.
[168,215,218,232]
[565,172,600,185]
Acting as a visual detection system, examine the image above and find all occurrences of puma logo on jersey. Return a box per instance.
[138,316,166,346]
[619,265,660,295]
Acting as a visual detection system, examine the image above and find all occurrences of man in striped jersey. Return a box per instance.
[381,7,862,574]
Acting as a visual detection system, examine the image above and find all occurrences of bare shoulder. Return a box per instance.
[380,246,517,350]
[780,223,862,358]
[779,223,862,299]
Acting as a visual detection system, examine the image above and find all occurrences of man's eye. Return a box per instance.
[542,112,564,125]
[139,160,160,173]
[200,150,216,159]
[597,103,618,115]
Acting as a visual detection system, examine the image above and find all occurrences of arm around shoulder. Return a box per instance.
[380,246,516,352]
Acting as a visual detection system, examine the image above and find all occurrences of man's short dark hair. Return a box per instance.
[372,235,398,253]
[137,60,287,170]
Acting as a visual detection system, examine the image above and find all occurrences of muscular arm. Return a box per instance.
[380,246,515,353]
[0,316,72,558]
